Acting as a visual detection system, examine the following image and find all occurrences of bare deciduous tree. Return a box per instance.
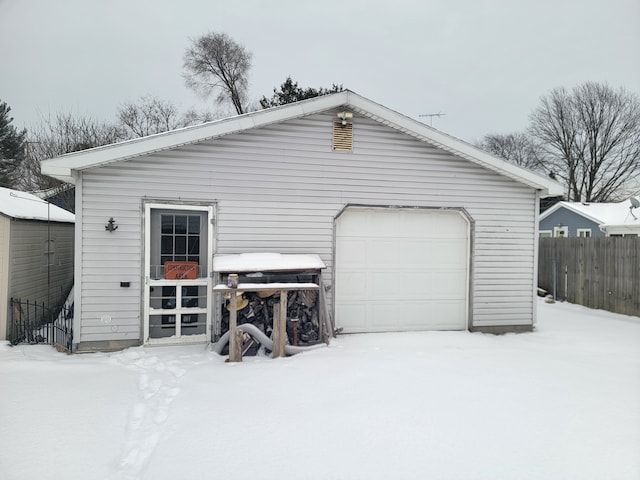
[477,132,545,173]
[183,32,252,115]
[529,82,640,202]
[117,95,215,138]
[21,112,125,198]
[118,95,180,137]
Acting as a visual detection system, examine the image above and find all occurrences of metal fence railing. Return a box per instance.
[10,297,73,352]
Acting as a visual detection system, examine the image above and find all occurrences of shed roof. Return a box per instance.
[539,200,640,229]
[0,187,75,223]
[41,90,563,196]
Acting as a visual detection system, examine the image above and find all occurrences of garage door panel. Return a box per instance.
[422,302,467,329]
[368,240,400,265]
[368,304,398,329]
[431,271,468,297]
[368,272,404,296]
[336,211,368,235]
[336,239,367,264]
[336,272,367,297]
[336,208,469,333]
[336,304,367,330]
[337,301,466,333]
[401,301,465,329]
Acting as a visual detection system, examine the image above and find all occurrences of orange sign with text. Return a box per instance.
[164,262,198,280]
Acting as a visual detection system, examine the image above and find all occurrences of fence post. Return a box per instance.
[552,256,557,300]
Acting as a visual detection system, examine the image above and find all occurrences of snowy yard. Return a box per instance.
[1,299,639,480]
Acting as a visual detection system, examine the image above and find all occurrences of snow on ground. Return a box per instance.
[1,299,639,480]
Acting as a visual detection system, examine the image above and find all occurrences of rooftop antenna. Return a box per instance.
[419,112,446,127]
[629,197,640,220]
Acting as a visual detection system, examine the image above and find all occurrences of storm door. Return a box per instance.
[143,203,214,345]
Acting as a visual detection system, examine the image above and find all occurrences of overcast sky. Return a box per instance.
[1,0,639,143]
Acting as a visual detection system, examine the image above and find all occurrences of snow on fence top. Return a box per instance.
[0,187,75,223]
[213,253,326,272]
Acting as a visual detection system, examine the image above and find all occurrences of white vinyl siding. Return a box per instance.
[77,111,537,343]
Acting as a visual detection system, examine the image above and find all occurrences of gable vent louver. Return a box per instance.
[332,121,353,152]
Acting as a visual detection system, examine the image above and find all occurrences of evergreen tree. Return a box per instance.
[260,77,343,109]
[0,101,27,187]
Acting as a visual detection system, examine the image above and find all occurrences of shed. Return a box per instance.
[41,90,562,352]
[539,200,640,237]
[0,187,75,341]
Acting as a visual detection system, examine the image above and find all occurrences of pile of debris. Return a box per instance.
[220,289,320,353]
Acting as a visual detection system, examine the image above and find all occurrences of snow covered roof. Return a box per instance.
[41,90,563,197]
[0,187,75,223]
[213,253,326,272]
[539,200,640,230]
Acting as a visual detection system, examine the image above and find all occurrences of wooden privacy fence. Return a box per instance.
[538,237,640,317]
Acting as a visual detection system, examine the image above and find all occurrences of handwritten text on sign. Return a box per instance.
[164,262,199,280]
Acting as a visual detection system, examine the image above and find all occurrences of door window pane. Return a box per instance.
[188,216,200,234]
[161,236,173,254]
[161,216,173,234]
[174,215,187,234]
[175,236,186,254]
[188,236,199,255]
[155,213,205,271]
[149,315,176,338]
[181,314,206,335]
[181,286,207,308]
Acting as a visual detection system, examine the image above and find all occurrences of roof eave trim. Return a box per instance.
[41,89,563,195]
[346,95,564,196]
[42,166,76,184]
[41,92,352,175]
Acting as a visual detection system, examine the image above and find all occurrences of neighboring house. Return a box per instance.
[539,200,640,237]
[0,187,75,341]
[41,90,562,352]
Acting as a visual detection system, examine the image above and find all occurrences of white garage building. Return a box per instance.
[42,91,562,352]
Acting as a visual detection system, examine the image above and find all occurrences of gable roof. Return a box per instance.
[0,187,75,223]
[41,90,563,196]
[539,200,640,229]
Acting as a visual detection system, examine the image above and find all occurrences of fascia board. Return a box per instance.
[41,165,76,184]
[41,89,563,195]
[41,91,351,177]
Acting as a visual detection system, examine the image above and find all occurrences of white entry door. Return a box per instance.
[335,208,469,333]
[143,203,214,345]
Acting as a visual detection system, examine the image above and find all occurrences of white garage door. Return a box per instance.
[335,208,469,332]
